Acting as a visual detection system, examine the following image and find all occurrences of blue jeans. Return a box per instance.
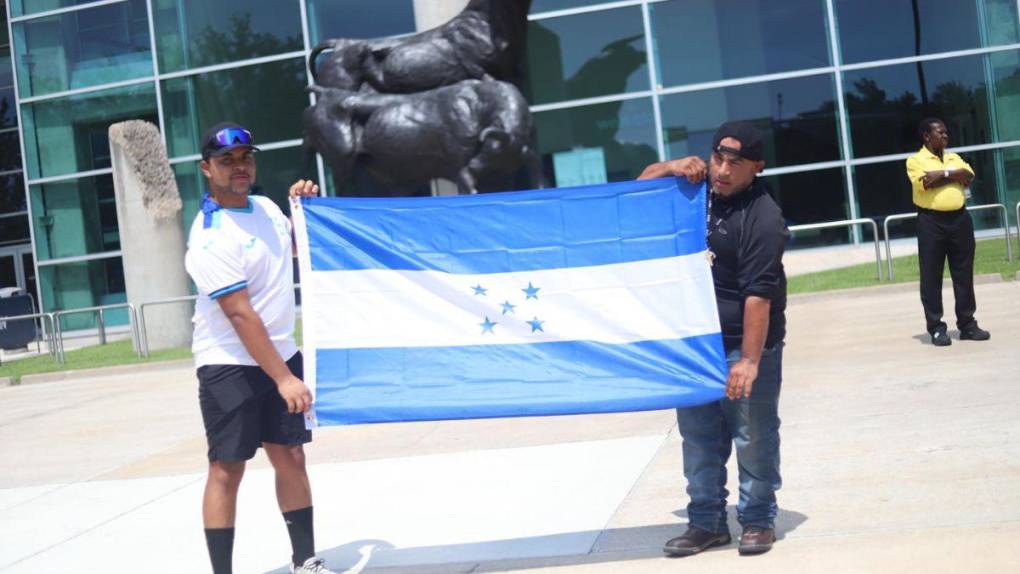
[675,343,783,534]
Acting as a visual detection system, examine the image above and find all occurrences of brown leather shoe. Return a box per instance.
[663,526,731,556]
[738,526,776,555]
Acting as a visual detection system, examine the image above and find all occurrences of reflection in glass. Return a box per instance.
[661,74,840,168]
[525,6,647,105]
[992,51,1020,142]
[0,131,22,172]
[307,0,415,45]
[12,0,151,97]
[651,0,830,87]
[162,58,306,158]
[21,83,157,180]
[0,171,26,213]
[30,173,119,262]
[0,87,17,128]
[843,53,1020,158]
[153,0,302,73]
[39,256,127,329]
[0,214,30,246]
[762,168,850,247]
[835,0,1019,64]
[10,0,101,18]
[173,145,307,232]
[534,97,658,185]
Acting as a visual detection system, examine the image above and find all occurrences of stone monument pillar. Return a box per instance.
[413,0,470,31]
[108,120,192,352]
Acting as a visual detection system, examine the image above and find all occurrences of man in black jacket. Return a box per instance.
[639,121,788,557]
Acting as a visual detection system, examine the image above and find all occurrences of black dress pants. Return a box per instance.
[916,208,977,334]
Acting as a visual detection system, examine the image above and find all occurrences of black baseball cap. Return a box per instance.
[712,121,764,161]
[201,122,260,159]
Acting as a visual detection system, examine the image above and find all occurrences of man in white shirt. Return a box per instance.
[185,122,334,574]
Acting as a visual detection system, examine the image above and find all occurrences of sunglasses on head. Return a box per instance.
[211,127,254,148]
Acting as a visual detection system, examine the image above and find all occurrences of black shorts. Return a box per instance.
[198,352,312,462]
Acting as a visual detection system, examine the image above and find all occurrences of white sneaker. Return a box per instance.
[291,556,337,574]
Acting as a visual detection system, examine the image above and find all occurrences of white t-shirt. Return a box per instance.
[185,194,298,367]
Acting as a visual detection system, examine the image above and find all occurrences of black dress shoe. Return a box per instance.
[959,325,990,341]
[931,329,951,346]
[738,526,776,555]
[663,526,731,556]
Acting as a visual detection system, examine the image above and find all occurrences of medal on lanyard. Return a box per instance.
[705,189,716,267]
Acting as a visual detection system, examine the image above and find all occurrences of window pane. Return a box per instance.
[173,145,306,232]
[12,0,152,98]
[153,0,303,73]
[39,257,128,329]
[0,214,30,245]
[843,53,1007,159]
[764,168,850,248]
[661,74,840,168]
[525,6,648,105]
[0,87,17,128]
[0,171,26,212]
[162,58,306,158]
[30,173,119,262]
[21,83,157,180]
[323,163,432,198]
[652,0,830,87]
[992,51,1020,142]
[308,0,415,45]
[10,0,103,18]
[534,97,658,185]
[835,0,1019,64]
[0,52,14,89]
[0,131,23,172]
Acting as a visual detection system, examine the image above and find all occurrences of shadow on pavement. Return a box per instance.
[272,511,808,573]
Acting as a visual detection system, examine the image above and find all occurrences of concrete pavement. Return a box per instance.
[1,281,1018,573]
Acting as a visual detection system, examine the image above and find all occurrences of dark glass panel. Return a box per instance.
[835,0,1019,64]
[0,131,23,173]
[308,0,415,44]
[30,173,119,261]
[525,6,648,105]
[661,74,840,168]
[0,215,31,245]
[161,58,306,158]
[0,171,26,213]
[153,0,302,73]
[762,168,851,248]
[652,0,830,87]
[13,0,151,97]
[534,97,658,186]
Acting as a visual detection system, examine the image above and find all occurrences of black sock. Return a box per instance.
[204,527,234,574]
[283,506,315,566]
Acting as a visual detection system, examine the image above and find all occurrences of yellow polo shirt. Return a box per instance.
[905,146,974,211]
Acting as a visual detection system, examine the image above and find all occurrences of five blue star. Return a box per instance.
[472,284,488,296]
[500,300,516,315]
[479,316,497,334]
[526,317,545,333]
[522,282,541,300]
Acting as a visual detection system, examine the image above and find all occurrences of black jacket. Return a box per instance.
[707,178,788,351]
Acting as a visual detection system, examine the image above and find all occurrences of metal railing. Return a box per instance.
[883,203,1013,280]
[137,295,197,358]
[0,311,61,362]
[788,218,884,280]
[53,303,142,360]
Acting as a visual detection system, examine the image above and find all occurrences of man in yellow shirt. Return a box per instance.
[905,118,990,346]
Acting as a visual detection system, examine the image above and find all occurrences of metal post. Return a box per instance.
[965,204,1012,262]
[97,307,107,345]
[883,212,919,281]
[788,218,884,280]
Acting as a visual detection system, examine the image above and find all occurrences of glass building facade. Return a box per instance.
[2,0,1020,326]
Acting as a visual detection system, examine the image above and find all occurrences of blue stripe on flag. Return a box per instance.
[312,334,726,425]
[302,177,706,274]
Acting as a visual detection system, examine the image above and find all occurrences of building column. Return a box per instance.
[413,0,470,32]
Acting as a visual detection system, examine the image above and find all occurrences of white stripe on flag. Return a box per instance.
[307,252,719,349]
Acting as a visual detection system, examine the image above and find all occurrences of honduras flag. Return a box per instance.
[292,178,726,426]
